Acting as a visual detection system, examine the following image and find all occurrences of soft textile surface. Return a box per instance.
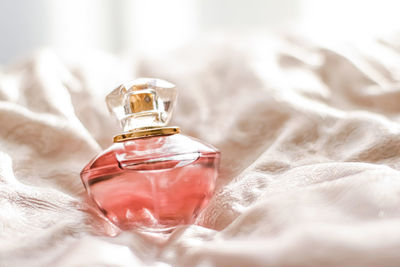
[1,35,400,266]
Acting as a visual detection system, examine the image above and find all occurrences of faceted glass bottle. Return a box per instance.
[80,78,220,232]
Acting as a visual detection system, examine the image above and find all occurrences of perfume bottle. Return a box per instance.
[81,78,220,233]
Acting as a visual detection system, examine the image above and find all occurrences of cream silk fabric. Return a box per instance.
[1,36,400,266]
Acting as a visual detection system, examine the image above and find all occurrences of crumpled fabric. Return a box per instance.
[1,35,400,266]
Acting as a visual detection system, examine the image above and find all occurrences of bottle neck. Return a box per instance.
[121,111,168,132]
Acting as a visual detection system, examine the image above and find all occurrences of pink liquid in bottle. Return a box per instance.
[81,134,220,232]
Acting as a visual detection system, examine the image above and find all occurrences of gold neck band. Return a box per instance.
[113,126,180,142]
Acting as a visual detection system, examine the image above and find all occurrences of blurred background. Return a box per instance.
[0,0,399,64]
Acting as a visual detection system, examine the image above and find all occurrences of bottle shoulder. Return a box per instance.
[83,134,220,171]
[121,133,216,152]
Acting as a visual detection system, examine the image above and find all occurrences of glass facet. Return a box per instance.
[81,134,220,232]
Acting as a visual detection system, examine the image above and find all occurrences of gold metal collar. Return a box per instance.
[113,126,180,142]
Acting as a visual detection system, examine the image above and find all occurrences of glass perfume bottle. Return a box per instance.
[81,78,220,233]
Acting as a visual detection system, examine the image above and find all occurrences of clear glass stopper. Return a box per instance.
[106,78,177,132]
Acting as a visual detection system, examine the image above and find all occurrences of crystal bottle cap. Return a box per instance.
[106,78,178,132]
